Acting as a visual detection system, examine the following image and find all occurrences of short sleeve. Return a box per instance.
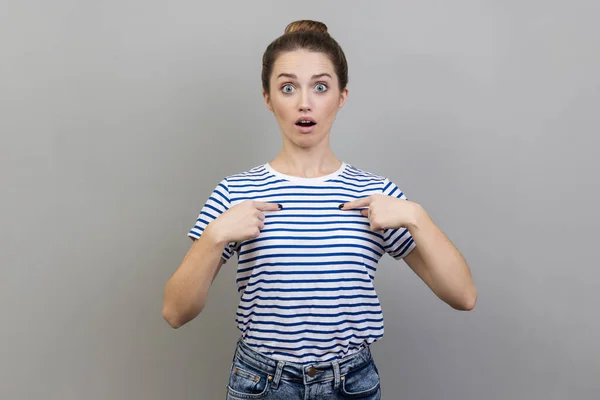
[188,178,236,262]
[381,178,416,260]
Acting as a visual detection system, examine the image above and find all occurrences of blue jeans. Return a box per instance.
[226,338,381,399]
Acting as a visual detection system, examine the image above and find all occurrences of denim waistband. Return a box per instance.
[232,338,373,389]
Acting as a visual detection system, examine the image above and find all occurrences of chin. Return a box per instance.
[287,133,325,148]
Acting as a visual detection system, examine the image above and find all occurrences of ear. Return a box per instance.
[338,87,349,109]
[263,90,273,112]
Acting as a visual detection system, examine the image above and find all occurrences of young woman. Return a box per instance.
[163,19,477,400]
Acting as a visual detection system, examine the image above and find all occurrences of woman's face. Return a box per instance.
[264,50,348,148]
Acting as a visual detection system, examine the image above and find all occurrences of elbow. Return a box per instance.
[456,296,476,311]
[163,308,184,329]
[162,303,203,329]
[162,281,206,328]
[162,306,184,329]
[452,288,478,311]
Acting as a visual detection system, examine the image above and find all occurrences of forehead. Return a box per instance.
[273,50,336,79]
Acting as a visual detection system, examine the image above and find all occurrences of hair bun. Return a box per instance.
[284,20,328,34]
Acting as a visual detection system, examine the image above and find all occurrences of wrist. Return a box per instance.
[204,223,227,247]
[406,202,428,232]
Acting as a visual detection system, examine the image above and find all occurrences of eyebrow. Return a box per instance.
[276,73,332,80]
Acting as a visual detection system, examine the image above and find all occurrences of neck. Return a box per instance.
[270,142,341,179]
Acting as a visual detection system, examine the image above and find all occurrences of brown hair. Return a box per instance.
[261,20,349,93]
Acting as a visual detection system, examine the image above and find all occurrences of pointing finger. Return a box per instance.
[339,196,371,210]
[254,201,283,211]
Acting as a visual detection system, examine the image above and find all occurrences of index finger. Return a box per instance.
[340,196,371,210]
[253,201,283,211]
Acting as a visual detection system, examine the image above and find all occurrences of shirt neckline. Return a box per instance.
[264,161,347,184]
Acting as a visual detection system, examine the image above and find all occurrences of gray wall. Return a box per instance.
[2,1,599,399]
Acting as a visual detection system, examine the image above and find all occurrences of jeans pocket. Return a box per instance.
[339,361,381,398]
[226,358,271,399]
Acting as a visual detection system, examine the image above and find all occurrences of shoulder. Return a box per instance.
[216,163,271,184]
[343,163,407,196]
[343,163,387,185]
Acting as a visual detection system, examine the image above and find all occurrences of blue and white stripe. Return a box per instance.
[189,162,415,363]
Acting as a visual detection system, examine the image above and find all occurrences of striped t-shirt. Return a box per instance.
[188,162,416,364]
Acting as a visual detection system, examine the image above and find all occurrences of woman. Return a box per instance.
[163,19,477,399]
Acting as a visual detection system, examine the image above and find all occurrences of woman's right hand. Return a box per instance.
[206,201,282,245]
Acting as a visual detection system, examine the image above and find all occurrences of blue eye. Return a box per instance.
[315,83,328,92]
[282,84,295,93]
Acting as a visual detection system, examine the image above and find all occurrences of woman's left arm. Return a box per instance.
[402,203,477,310]
[340,196,477,311]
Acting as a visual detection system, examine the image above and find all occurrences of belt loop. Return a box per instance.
[332,360,341,390]
[271,360,285,389]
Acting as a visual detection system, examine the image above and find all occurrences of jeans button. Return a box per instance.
[307,367,316,377]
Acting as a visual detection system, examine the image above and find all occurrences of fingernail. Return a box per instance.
[278,204,283,209]
[338,204,345,209]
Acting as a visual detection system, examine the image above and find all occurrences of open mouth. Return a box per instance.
[295,120,317,127]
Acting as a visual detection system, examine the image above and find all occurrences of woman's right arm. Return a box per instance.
[162,200,281,328]
[162,225,227,329]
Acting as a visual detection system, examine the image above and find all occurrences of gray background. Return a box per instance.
[1,1,599,399]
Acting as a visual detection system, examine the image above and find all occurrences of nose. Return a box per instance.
[298,90,312,112]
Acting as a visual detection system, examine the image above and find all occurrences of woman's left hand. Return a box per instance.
[339,195,421,232]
